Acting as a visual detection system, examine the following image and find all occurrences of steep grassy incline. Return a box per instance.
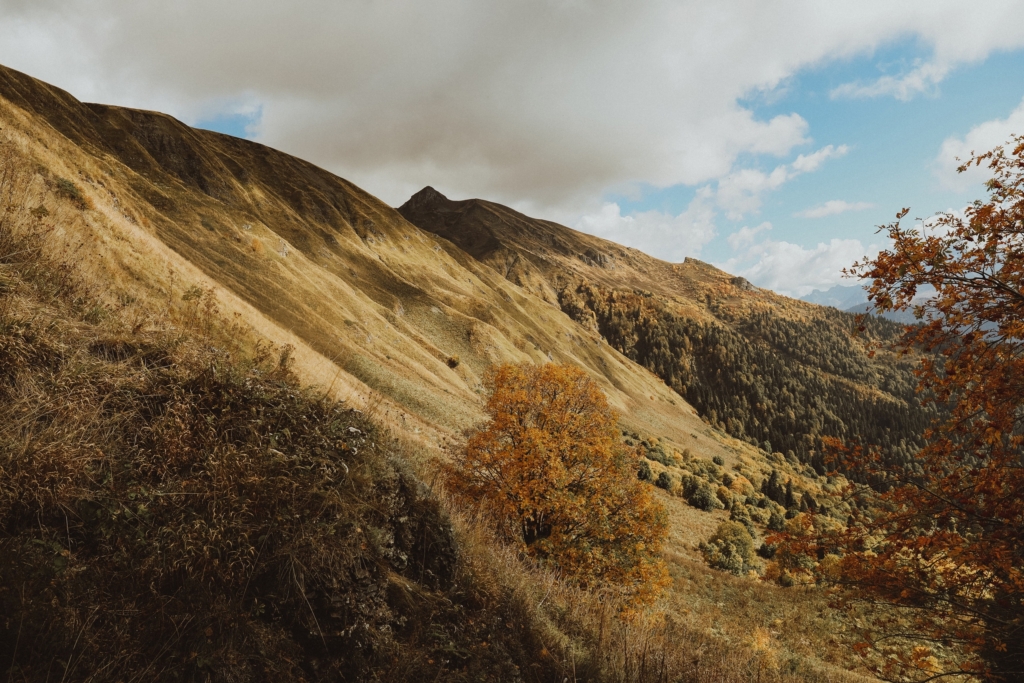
[0,176,565,681]
[0,63,731,461]
[399,188,931,476]
[0,65,886,682]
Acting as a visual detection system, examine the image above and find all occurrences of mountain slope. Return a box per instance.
[399,187,931,477]
[0,63,735,463]
[0,64,888,681]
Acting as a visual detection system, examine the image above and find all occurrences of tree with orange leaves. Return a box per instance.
[445,363,669,606]
[786,139,1024,681]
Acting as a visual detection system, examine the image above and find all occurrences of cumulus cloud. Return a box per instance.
[935,97,1024,190]
[791,145,850,173]
[575,188,717,263]
[796,199,874,218]
[2,2,1024,209]
[716,144,848,219]
[723,237,877,297]
[727,222,772,250]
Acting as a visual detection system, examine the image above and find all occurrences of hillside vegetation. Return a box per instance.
[559,283,932,483]
[399,188,931,482]
[0,158,561,680]
[0,127,882,683]
[0,64,894,681]
[0,63,719,457]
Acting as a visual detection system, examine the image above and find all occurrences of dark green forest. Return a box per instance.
[559,282,933,482]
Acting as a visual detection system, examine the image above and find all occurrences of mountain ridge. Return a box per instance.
[0,62,745,462]
[399,185,930,478]
[0,61,900,681]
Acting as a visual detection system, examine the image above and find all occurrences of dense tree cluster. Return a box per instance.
[559,284,932,481]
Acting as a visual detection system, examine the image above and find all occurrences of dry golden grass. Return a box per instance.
[0,64,731,458]
[0,65,883,682]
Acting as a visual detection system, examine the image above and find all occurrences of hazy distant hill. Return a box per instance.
[802,284,921,324]
[801,283,868,310]
[844,302,922,324]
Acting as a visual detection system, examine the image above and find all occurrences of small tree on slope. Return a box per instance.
[445,363,669,607]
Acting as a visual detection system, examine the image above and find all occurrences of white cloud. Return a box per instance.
[723,237,877,297]
[3,2,1024,209]
[575,188,717,263]
[796,199,874,218]
[831,60,949,101]
[935,97,1024,190]
[791,144,850,173]
[727,222,772,250]
[716,144,848,219]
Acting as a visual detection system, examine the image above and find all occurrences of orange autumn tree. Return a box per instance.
[445,363,668,605]
[786,139,1024,681]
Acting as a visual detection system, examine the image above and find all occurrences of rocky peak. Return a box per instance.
[401,186,451,212]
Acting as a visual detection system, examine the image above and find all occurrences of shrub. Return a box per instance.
[655,471,673,490]
[729,503,756,535]
[767,510,787,531]
[636,438,673,465]
[54,177,90,209]
[638,458,653,481]
[712,455,725,466]
[445,363,669,605]
[686,479,720,511]
[716,485,732,509]
[686,457,721,482]
[700,521,761,576]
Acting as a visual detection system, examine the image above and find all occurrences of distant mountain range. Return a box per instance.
[801,283,921,323]
[801,284,869,310]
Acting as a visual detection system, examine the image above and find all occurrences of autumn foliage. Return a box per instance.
[445,363,669,605]
[785,138,1024,681]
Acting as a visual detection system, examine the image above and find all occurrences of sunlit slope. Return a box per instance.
[399,186,929,472]
[0,63,732,457]
[401,186,810,319]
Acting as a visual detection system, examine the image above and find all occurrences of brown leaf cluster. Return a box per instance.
[783,138,1024,682]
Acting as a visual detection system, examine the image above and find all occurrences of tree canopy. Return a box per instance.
[787,138,1024,681]
[445,363,668,606]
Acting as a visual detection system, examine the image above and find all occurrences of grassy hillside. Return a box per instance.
[0,64,890,681]
[0,64,729,460]
[0,153,571,679]
[399,188,932,481]
[0,118,880,683]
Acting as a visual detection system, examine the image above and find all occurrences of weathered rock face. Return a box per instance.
[731,276,755,291]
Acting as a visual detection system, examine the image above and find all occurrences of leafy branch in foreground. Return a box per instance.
[781,138,1024,682]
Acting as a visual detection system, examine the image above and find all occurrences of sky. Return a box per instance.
[2,1,1024,296]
